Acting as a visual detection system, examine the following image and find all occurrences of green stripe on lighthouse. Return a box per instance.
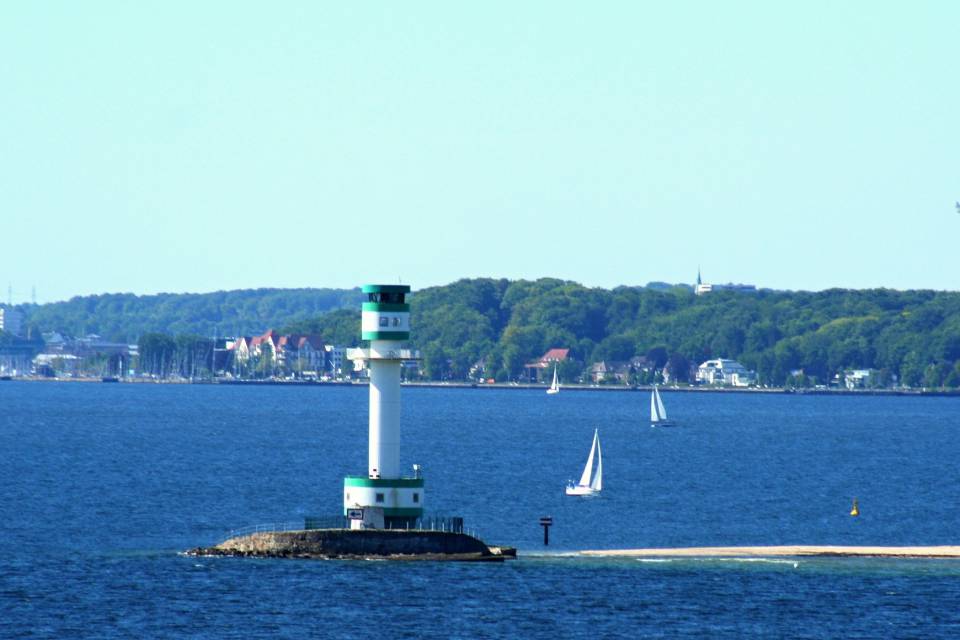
[362,331,410,341]
[362,302,410,312]
[344,476,424,488]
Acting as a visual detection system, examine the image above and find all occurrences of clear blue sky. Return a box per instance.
[2,3,957,303]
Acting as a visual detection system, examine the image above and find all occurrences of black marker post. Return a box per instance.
[539,516,553,546]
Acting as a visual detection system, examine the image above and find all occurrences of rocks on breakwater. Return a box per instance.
[186,528,515,562]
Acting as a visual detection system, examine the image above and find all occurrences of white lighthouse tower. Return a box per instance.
[343,285,423,529]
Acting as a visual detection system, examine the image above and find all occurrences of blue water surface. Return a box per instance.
[2,382,960,638]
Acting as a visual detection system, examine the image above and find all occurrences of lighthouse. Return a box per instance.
[343,285,423,529]
[188,282,518,559]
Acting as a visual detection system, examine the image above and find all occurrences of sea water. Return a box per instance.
[2,382,960,638]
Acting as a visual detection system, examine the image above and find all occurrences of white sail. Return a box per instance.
[654,386,667,421]
[578,429,598,487]
[547,365,560,394]
[589,432,602,491]
[650,386,674,426]
[566,429,602,495]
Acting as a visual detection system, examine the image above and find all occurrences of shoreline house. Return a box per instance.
[589,360,625,384]
[25,333,136,378]
[231,329,327,375]
[325,345,347,378]
[590,356,651,384]
[844,369,872,389]
[277,334,326,372]
[696,358,757,386]
[524,348,570,383]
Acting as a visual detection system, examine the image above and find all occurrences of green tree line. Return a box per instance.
[17,278,960,388]
[354,278,960,387]
[16,288,363,343]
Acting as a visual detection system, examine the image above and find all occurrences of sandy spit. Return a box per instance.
[578,545,960,558]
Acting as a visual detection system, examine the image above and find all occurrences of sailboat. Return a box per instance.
[566,429,602,496]
[650,385,674,426]
[546,364,560,395]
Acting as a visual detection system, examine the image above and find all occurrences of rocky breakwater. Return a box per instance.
[187,529,516,562]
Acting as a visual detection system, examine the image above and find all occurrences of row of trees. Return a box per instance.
[14,278,960,388]
[289,278,960,388]
[15,288,363,343]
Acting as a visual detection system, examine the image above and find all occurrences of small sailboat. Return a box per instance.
[546,364,560,395]
[566,429,602,496]
[850,498,859,517]
[650,385,674,427]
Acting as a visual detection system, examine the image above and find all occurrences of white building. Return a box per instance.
[230,331,327,374]
[695,268,712,296]
[844,369,872,389]
[325,345,346,377]
[0,307,23,336]
[33,353,80,376]
[697,358,757,386]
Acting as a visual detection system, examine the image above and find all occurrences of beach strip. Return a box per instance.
[579,545,960,558]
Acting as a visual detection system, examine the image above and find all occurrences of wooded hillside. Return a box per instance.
[13,278,960,387]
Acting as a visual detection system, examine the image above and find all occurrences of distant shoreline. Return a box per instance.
[4,376,959,397]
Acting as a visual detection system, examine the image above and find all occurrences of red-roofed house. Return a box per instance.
[524,348,570,382]
[228,330,327,376]
[277,334,326,372]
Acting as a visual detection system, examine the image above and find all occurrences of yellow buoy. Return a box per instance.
[850,498,859,517]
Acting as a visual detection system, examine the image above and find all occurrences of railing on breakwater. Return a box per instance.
[222,522,305,541]
[220,514,477,545]
[303,515,349,530]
